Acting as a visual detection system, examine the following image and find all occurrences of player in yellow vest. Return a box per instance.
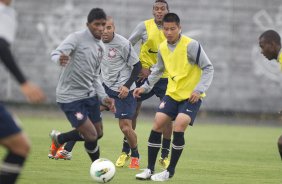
[115,0,172,169]
[134,13,214,181]
[259,29,282,160]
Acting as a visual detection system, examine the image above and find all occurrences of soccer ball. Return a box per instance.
[90,158,116,183]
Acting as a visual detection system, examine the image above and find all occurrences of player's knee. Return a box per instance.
[10,141,31,157]
[83,133,98,142]
[278,135,282,150]
[98,133,103,140]
[120,126,131,136]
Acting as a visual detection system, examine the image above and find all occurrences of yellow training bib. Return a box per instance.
[159,36,205,101]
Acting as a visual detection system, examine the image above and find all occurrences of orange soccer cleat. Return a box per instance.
[128,157,140,169]
[48,140,60,159]
[48,130,63,159]
[54,147,72,160]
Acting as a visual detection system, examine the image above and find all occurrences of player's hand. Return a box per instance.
[188,91,201,104]
[20,81,46,104]
[133,87,145,98]
[137,68,151,82]
[102,97,116,113]
[59,53,70,66]
[118,86,129,99]
[99,105,109,112]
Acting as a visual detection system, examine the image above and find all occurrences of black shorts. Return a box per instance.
[58,96,102,128]
[157,95,202,126]
[0,104,21,139]
[135,78,168,102]
[103,84,137,120]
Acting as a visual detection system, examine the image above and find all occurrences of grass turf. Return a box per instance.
[0,112,281,184]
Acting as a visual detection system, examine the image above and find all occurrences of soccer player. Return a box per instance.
[101,17,142,168]
[0,0,46,183]
[48,8,115,163]
[258,29,282,160]
[134,13,214,181]
[116,0,172,169]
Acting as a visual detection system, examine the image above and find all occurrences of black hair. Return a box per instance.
[163,13,180,25]
[259,30,281,46]
[154,0,169,11]
[87,8,107,23]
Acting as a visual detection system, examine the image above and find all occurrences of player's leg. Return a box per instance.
[115,91,141,169]
[0,105,30,184]
[278,135,282,160]
[151,113,189,182]
[118,119,140,169]
[159,122,172,168]
[84,121,103,162]
[0,133,30,184]
[83,96,104,162]
[49,98,98,160]
[154,78,172,168]
[136,111,172,180]
[116,101,142,167]
[151,99,202,181]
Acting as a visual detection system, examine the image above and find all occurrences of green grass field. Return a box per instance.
[0,111,282,184]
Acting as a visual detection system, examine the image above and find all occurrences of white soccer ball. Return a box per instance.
[90,158,116,183]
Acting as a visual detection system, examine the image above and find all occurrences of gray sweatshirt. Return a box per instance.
[51,29,108,103]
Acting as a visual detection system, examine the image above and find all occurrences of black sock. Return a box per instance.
[64,141,76,152]
[167,132,185,177]
[0,152,26,184]
[130,146,139,158]
[84,141,100,162]
[148,130,162,171]
[122,137,130,154]
[57,129,84,144]
[161,138,171,158]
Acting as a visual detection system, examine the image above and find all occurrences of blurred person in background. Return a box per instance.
[259,29,282,160]
[0,0,46,183]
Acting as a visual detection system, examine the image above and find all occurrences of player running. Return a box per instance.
[134,13,214,181]
[101,17,142,169]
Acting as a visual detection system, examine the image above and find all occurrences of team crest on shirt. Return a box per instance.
[108,48,117,59]
[75,112,84,120]
[159,101,166,109]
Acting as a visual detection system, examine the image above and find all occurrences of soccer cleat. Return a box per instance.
[158,157,170,169]
[54,147,72,160]
[115,152,130,167]
[151,170,171,181]
[49,130,62,148]
[48,140,58,159]
[136,168,153,180]
[128,157,140,169]
[48,130,63,159]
